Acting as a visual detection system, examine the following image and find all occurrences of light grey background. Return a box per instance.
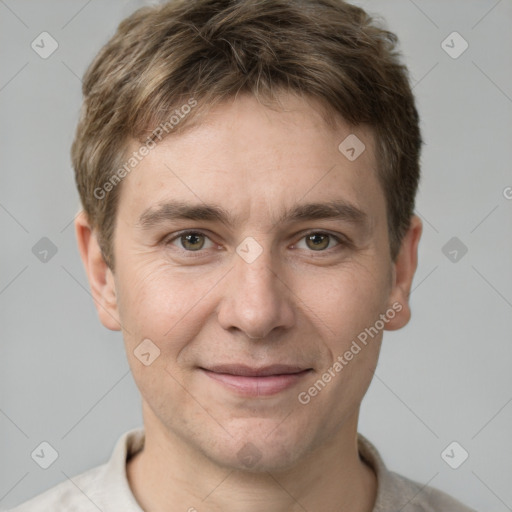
[1,0,511,510]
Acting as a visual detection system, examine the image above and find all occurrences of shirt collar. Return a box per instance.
[96,427,145,511]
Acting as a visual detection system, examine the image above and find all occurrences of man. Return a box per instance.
[10,0,476,510]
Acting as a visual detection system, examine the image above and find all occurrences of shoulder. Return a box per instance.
[357,434,477,512]
[6,464,108,512]
[7,428,145,512]
[383,470,478,512]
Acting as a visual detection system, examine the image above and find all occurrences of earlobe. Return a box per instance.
[74,210,122,331]
[384,215,423,331]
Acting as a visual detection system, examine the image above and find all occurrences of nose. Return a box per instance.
[216,242,295,341]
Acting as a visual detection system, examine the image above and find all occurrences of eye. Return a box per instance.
[164,230,348,254]
[294,231,343,252]
[166,231,214,251]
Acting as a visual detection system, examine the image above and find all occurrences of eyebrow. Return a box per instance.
[137,199,369,232]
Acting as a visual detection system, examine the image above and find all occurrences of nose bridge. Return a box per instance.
[236,242,277,297]
[217,237,294,339]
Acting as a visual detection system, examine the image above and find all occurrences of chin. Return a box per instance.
[203,422,313,473]
[219,444,301,473]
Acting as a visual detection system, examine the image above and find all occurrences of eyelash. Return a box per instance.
[163,230,350,255]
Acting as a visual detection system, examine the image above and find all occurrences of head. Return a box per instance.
[74,0,422,472]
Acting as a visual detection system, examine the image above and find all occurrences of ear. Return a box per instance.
[74,210,121,331]
[384,214,422,331]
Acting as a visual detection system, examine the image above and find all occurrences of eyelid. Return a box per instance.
[164,229,216,248]
[164,228,351,253]
[292,229,349,250]
[296,229,348,242]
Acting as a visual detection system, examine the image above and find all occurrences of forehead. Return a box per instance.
[117,93,385,230]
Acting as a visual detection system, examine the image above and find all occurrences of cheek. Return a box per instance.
[304,259,391,336]
[115,262,209,403]
[115,258,218,352]
[318,260,388,402]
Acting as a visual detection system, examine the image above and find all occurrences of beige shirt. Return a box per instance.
[9,428,476,511]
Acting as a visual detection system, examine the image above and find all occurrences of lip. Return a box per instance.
[200,364,312,397]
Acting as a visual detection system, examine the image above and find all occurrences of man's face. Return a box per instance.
[93,93,414,471]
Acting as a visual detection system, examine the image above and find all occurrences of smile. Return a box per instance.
[200,364,313,397]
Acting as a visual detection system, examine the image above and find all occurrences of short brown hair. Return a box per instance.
[71,0,422,270]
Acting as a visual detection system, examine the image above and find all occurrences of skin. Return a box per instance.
[75,92,422,512]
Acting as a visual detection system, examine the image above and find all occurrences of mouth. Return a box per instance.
[199,364,313,397]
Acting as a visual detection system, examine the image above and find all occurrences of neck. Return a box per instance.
[127,406,376,512]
